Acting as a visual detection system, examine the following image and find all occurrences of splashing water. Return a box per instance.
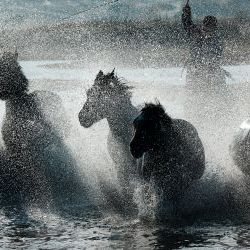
[0,60,249,248]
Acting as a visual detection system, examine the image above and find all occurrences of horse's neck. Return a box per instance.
[5,92,41,121]
[151,124,179,158]
[107,99,137,140]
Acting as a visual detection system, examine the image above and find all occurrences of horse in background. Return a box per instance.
[0,51,87,208]
[130,103,205,217]
[230,119,250,176]
[78,69,139,210]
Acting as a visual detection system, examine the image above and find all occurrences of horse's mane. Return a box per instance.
[0,52,29,99]
[94,70,132,98]
[111,75,132,98]
[141,102,172,124]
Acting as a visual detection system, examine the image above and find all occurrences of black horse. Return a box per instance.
[130,103,205,212]
[0,51,87,208]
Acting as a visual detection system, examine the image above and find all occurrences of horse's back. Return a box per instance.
[230,119,250,175]
[173,118,203,149]
[31,90,71,138]
[173,118,205,179]
[2,90,84,202]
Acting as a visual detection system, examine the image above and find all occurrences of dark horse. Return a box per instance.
[130,103,205,214]
[78,70,139,208]
[0,51,86,207]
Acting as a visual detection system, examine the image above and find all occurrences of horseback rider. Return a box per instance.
[182,1,235,162]
[182,1,227,92]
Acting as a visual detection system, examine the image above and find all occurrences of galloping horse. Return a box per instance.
[230,119,250,175]
[130,103,205,212]
[78,70,139,202]
[0,51,86,206]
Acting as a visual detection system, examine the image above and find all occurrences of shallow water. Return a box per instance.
[0,211,239,249]
[20,60,250,84]
[1,207,250,249]
[0,60,250,249]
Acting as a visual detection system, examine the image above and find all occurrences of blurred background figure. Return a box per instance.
[182,0,226,93]
[182,0,234,163]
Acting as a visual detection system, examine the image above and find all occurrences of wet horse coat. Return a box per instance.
[230,119,250,175]
[130,103,205,202]
[0,52,86,206]
[78,70,139,210]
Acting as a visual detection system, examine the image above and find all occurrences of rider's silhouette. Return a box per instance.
[182,2,226,91]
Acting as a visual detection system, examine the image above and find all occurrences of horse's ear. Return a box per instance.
[97,70,104,78]
[94,70,104,85]
[155,98,161,106]
[110,68,115,76]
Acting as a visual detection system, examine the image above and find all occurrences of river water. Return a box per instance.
[0,60,250,249]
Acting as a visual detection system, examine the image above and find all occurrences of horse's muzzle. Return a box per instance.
[78,111,93,128]
[130,140,144,159]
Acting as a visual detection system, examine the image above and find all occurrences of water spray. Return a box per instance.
[61,0,119,22]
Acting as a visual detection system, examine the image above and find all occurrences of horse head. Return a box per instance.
[130,102,172,158]
[78,69,132,128]
[0,51,28,100]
